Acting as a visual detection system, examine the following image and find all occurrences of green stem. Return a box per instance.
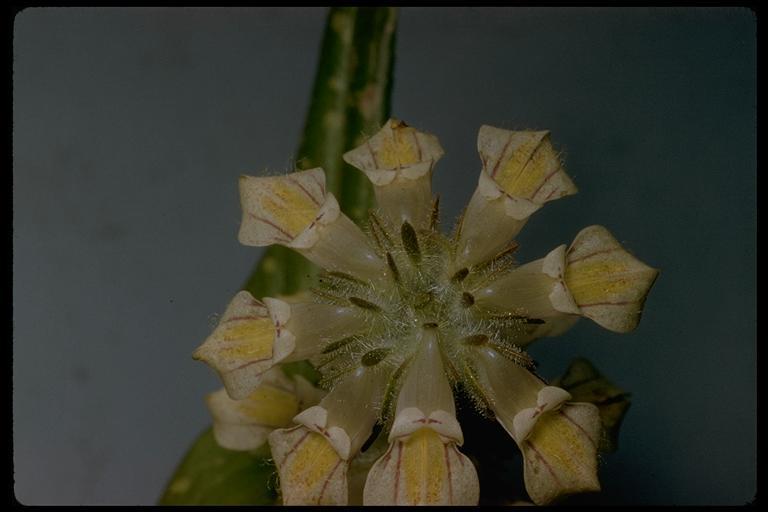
[161,8,398,505]
[243,7,398,296]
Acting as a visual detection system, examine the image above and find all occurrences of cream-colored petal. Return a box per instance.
[193,291,293,400]
[293,405,352,460]
[370,176,434,231]
[363,428,479,505]
[476,345,601,504]
[293,375,327,409]
[472,255,561,319]
[290,367,388,462]
[319,366,389,456]
[473,346,544,432]
[206,370,301,451]
[520,403,601,505]
[478,126,576,204]
[511,386,572,442]
[389,407,463,446]
[393,329,457,425]
[238,168,328,247]
[453,172,530,269]
[238,167,385,279]
[454,126,577,269]
[283,302,368,362]
[269,425,348,505]
[565,225,659,333]
[343,119,444,230]
[293,212,387,280]
[343,118,444,181]
[470,245,581,345]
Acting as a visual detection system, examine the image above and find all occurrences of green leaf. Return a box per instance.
[159,428,277,505]
[162,7,398,505]
[552,357,632,453]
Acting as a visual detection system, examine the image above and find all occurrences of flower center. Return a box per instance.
[312,212,537,418]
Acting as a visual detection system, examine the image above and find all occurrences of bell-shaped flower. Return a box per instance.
[455,126,577,269]
[363,329,480,505]
[266,424,348,505]
[517,401,602,505]
[192,291,294,400]
[238,167,386,280]
[205,367,325,451]
[269,365,389,505]
[194,291,368,399]
[473,345,601,505]
[343,119,444,231]
[563,225,660,332]
[471,224,659,340]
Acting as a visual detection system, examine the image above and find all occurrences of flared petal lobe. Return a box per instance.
[269,367,388,505]
[238,167,328,247]
[363,328,480,505]
[520,403,601,505]
[238,168,385,280]
[564,225,659,332]
[343,119,443,230]
[206,368,300,451]
[472,346,600,505]
[478,126,576,207]
[269,425,348,505]
[363,427,479,505]
[455,126,577,269]
[471,225,658,342]
[193,292,294,400]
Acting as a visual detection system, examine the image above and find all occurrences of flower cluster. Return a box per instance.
[194,119,658,505]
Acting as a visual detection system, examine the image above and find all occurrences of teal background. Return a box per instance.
[13,7,756,504]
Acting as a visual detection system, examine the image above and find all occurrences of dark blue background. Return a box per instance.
[13,7,756,504]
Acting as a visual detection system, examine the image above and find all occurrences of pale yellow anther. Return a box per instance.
[564,225,659,333]
[269,425,349,505]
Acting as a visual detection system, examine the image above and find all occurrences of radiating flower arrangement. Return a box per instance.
[194,119,658,505]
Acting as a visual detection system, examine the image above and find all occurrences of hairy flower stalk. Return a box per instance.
[194,119,658,505]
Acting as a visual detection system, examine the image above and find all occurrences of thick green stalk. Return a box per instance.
[243,7,397,297]
[341,7,397,225]
[160,7,397,505]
